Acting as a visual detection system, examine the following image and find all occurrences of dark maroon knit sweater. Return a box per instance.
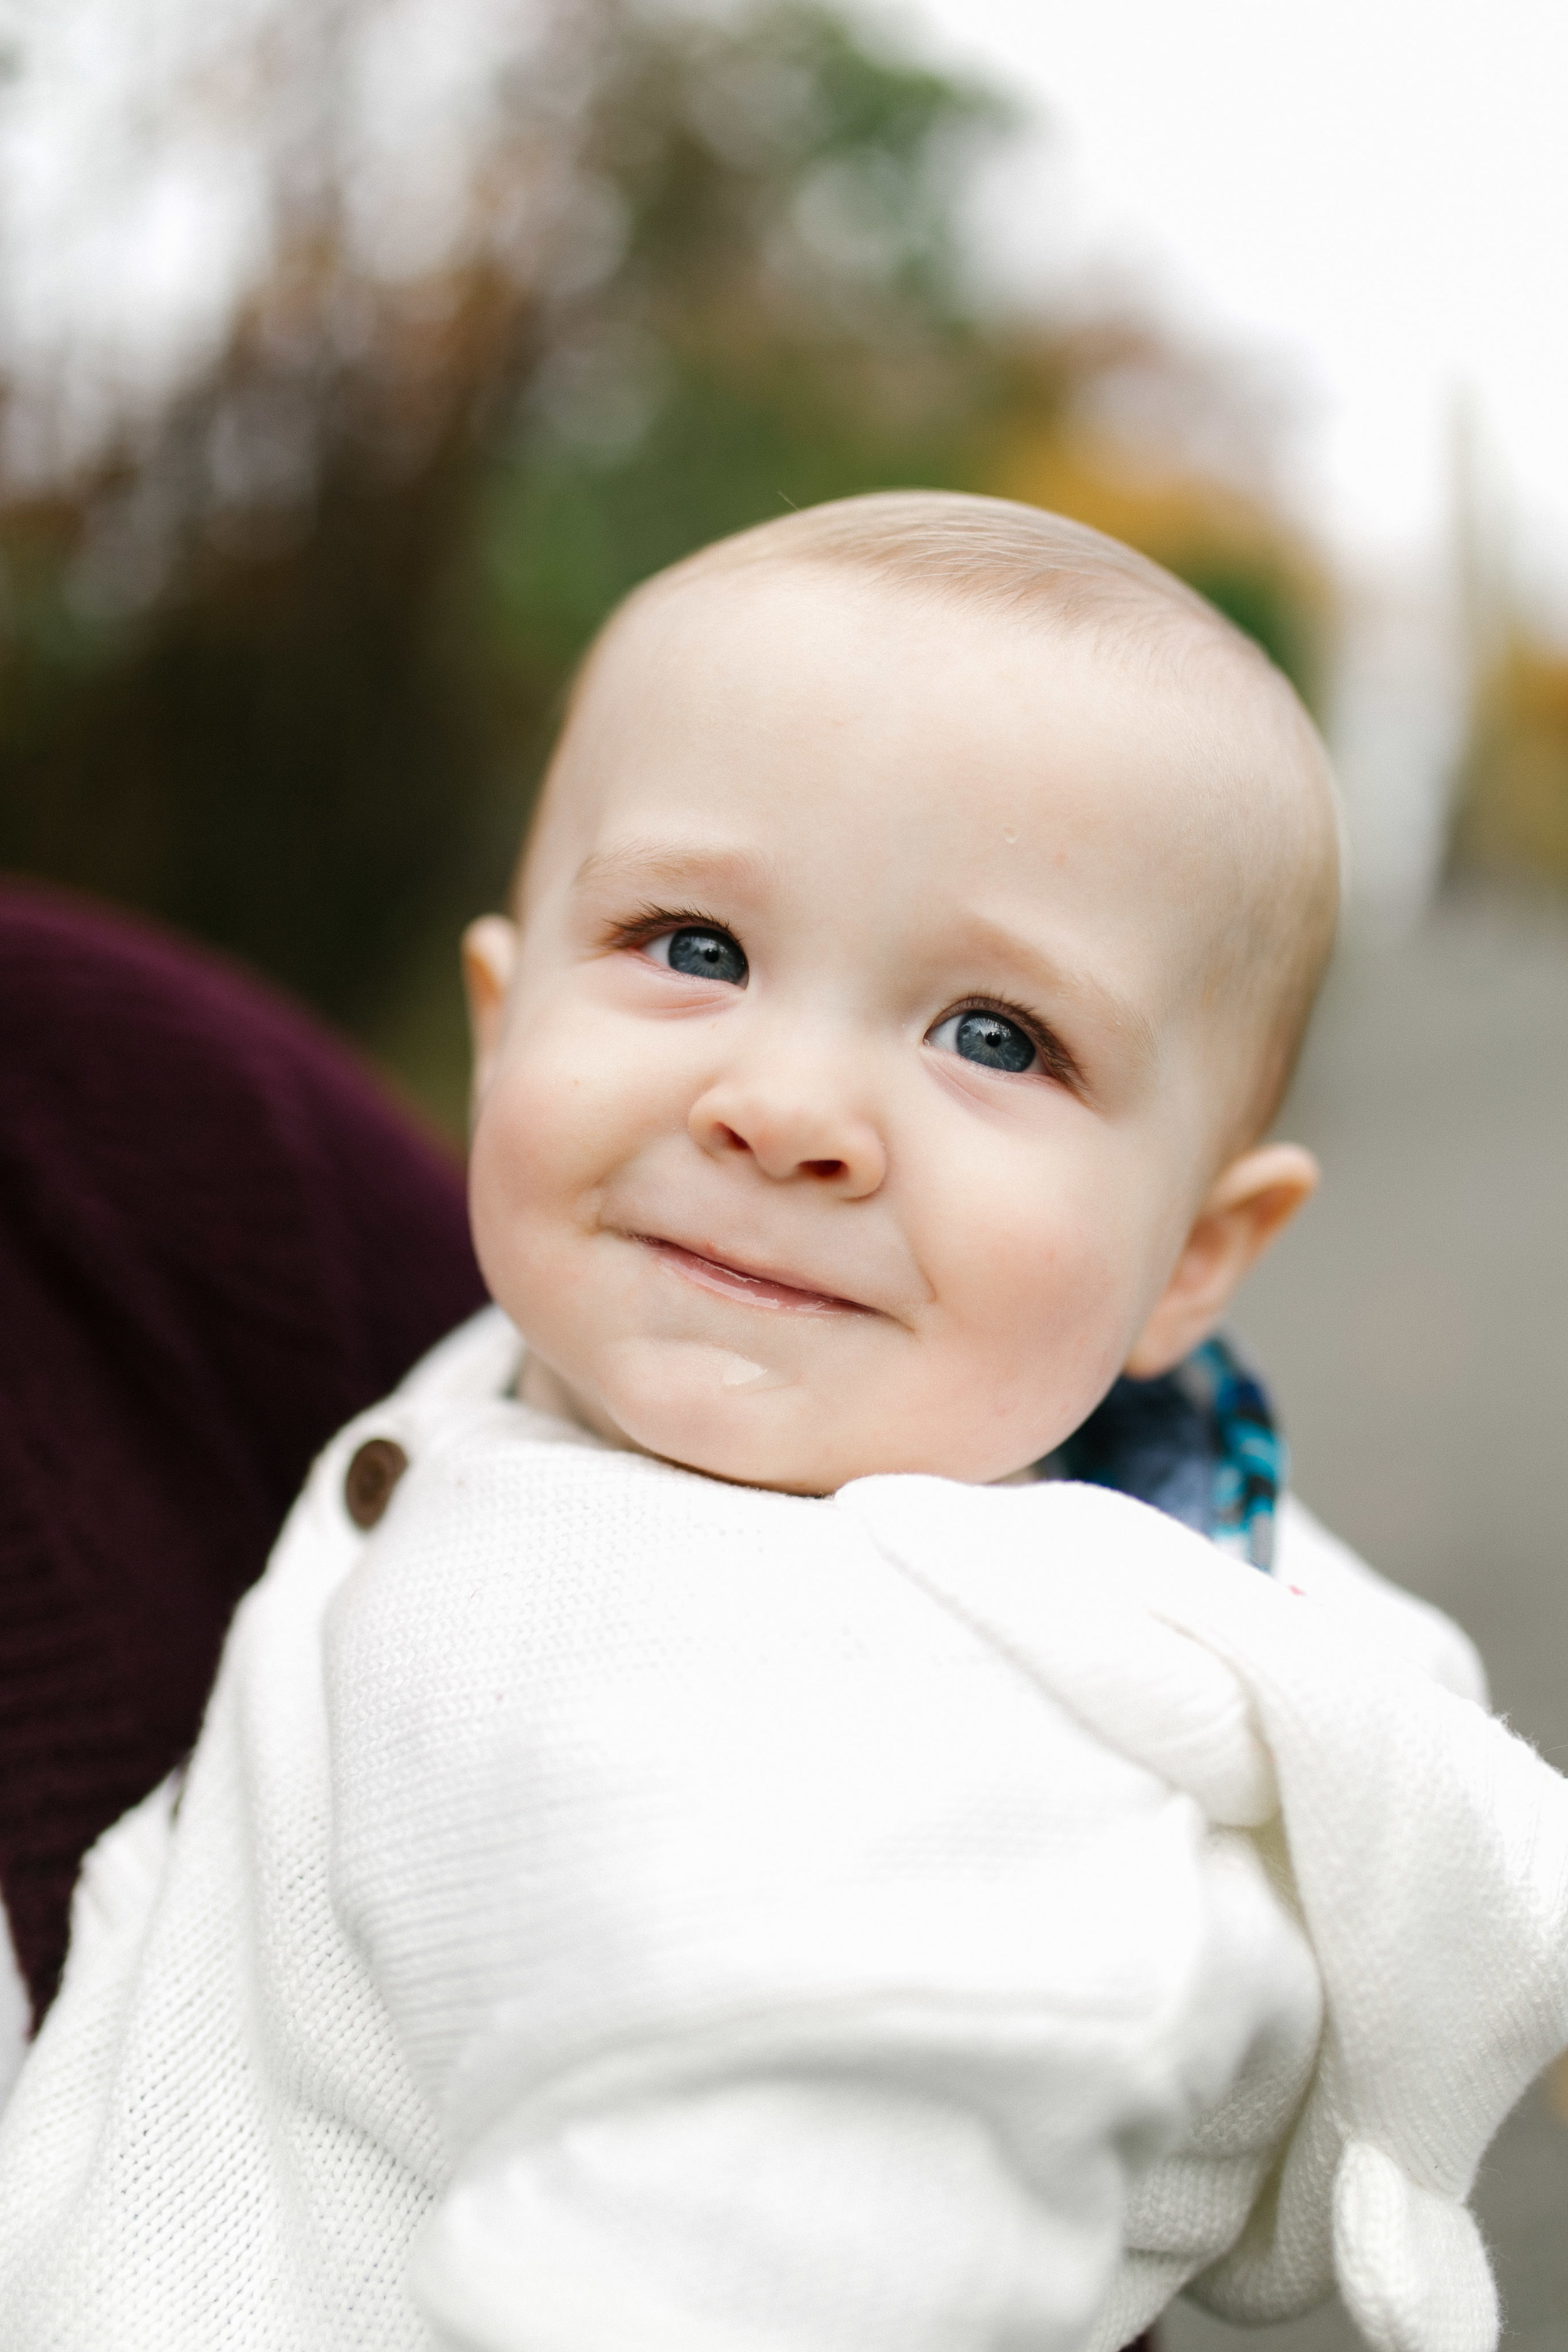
[0,881,486,2021]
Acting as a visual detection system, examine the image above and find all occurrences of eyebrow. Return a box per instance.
[571,839,778,904]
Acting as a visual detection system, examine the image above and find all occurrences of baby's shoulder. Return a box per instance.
[1273,1496,1488,1705]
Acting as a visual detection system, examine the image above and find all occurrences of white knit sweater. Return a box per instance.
[0,1309,1560,2352]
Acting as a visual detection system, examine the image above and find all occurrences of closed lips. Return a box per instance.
[635,1235,868,1314]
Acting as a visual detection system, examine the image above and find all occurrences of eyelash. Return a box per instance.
[942,995,1084,1091]
[601,903,733,954]
[602,907,1084,1092]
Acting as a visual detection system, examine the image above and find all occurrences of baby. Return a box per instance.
[4,494,1568,2352]
[464,492,1336,1493]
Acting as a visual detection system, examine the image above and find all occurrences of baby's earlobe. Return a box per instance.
[462,917,521,1096]
[462,917,518,1034]
[1124,1142,1320,1379]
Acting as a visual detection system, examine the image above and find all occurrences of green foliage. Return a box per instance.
[589,2,1010,320]
[484,354,969,683]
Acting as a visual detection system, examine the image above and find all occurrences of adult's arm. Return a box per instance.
[0,881,485,2025]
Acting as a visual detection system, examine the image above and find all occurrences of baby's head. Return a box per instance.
[464,491,1339,1493]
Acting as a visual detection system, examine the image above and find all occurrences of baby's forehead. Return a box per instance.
[597,552,1287,761]
[544,558,1296,877]
[540,581,1274,965]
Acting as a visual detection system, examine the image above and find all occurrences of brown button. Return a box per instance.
[344,1438,409,1530]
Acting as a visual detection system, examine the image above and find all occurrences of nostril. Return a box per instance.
[717,1124,751,1154]
[803,1158,845,1180]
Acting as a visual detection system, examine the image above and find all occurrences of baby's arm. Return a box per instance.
[326,1440,1316,2352]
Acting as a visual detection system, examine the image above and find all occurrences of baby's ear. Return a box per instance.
[462,916,519,1104]
[1124,1142,1318,1379]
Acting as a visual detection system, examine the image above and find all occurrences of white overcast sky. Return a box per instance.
[910,0,1568,615]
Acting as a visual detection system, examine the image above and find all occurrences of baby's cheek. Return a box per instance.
[923,1171,1147,1454]
[479,1019,632,1197]
[469,1014,668,1335]
[468,1062,586,1308]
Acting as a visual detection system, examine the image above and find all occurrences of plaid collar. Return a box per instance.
[1039,1335,1284,1573]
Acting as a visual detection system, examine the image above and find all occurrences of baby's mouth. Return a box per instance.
[635,1235,868,1316]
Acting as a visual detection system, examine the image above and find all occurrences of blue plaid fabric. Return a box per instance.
[1040,1335,1284,1573]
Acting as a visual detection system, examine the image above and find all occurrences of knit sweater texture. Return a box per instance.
[0,1310,1558,2352]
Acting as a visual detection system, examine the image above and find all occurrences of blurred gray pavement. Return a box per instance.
[1167,887,1568,2350]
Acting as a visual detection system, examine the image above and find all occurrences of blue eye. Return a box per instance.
[928,1009,1037,1074]
[647,926,748,986]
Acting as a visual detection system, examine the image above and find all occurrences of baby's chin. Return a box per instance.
[587,1335,847,1493]
[553,1334,1049,1495]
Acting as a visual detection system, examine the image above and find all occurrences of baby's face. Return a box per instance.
[467,567,1269,1492]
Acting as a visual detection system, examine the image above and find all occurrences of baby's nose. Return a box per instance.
[689,1078,886,1197]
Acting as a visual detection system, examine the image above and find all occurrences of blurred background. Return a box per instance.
[2,1,1566,2339]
